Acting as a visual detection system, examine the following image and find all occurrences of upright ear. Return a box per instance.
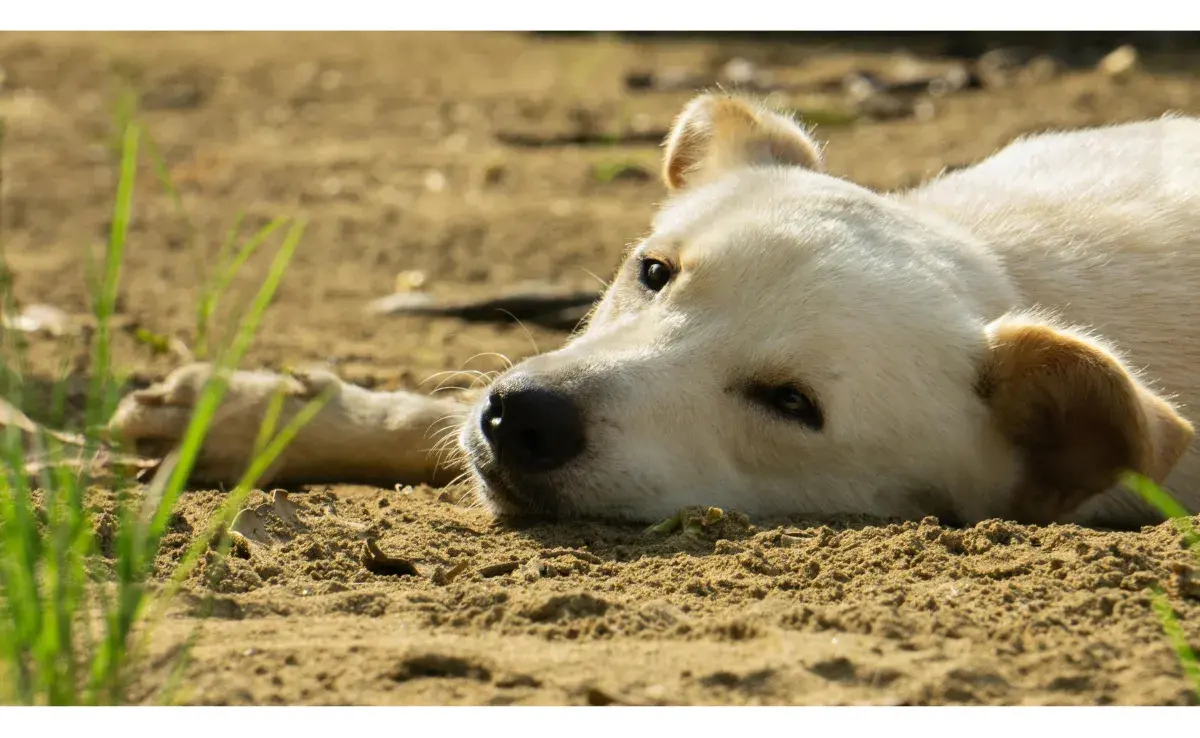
[662,93,825,191]
[978,315,1194,523]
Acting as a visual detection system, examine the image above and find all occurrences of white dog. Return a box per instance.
[110,93,1200,529]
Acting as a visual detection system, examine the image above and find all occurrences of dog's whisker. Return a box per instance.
[428,385,473,396]
[493,310,540,356]
[423,417,463,443]
[429,422,469,459]
[578,266,610,290]
[462,351,515,372]
[429,410,468,427]
[418,368,487,388]
[456,357,513,384]
[433,461,474,488]
[429,425,461,450]
[429,428,462,452]
[465,371,500,393]
[427,370,489,395]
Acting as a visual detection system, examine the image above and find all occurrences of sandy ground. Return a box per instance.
[3,31,1200,706]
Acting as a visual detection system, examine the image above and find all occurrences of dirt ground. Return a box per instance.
[3,31,1200,706]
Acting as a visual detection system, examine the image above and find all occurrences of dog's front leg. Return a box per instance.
[107,362,473,488]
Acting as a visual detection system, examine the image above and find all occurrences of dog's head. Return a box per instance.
[459,93,1194,525]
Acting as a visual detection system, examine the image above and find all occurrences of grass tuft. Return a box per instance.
[0,97,320,704]
[1123,471,1200,702]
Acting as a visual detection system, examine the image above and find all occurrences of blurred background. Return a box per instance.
[2,31,1199,398]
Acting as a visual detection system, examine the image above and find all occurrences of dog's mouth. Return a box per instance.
[462,428,573,519]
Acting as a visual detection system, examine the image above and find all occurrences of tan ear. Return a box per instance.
[978,315,1194,524]
[662,93,824,191]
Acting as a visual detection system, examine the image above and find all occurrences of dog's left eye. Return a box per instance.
[750,384,824,431]
[638,258,673,293]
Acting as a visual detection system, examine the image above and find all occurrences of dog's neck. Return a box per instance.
[896,139,1200,337]
[895,182,1179,327]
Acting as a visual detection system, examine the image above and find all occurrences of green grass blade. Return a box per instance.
[148,218,304,547]
[0,425,41,704]
[194,211,243,358]
[82,218,306,703]
[2,88,313,705]
[195,216,284,360]
[1122,471,1200,551]
[144,386,331,705]
[140,130,194,240]
[86,121,140,434]
[163,387,330,604]
[1150,589,1200,702]
[1122,471,1200,704]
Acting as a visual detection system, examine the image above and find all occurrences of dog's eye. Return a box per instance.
[750,384,824,431]
[638,258,673,293]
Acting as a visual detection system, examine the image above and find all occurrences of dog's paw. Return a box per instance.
[108,362,318,485]
[284,365,343,400]
[109,363,215,455]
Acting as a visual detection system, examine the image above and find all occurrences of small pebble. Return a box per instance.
[1098,45,1139,81]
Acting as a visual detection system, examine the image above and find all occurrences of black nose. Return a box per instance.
[480,380,585,473]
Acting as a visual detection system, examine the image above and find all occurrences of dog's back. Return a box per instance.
[902,115,1200,523]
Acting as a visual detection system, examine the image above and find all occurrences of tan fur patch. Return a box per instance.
[978,315,1195,523]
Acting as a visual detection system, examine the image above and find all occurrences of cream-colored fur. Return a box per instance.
[109,363,468,488]
[109,93,1200,528]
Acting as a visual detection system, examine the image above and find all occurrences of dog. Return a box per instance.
[109,93,1200,529]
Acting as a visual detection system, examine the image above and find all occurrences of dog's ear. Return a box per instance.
[977,314,1194,523]
[662,93,824,191]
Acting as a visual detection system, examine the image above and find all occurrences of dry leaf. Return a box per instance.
[271,489,304,528]
[2,303,77,337]
[0,396,155,482]
[0,395,38,434]
[23,448,159,479]
[361,537,419,576]
[229,507,273,547]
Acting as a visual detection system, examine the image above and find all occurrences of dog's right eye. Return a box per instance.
[638,258,673,293]
[746,383,824,431]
